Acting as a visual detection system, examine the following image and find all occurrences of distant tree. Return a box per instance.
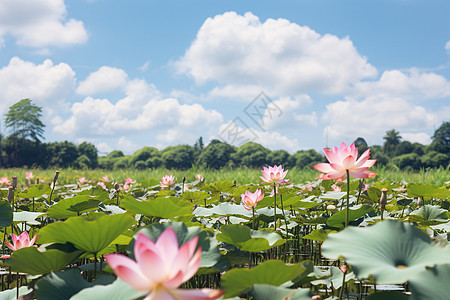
[429,122,450,154]
[161,145,195,169]
[353,137,369,157]
[77,142,98,168]
[107,150,124,159]
[421,151,449,168]
[46,141,78,168]
[287,149,323,169]
[193,137,204,159]
[5,99,45,142]
[266,150,290,166]
[392,153,421,170]
[395,141,414,156]
[131,147,160,166]
[197,141,236,169]
[236,142,270,168]
[383,129,402,156]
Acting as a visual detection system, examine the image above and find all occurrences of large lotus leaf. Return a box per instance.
[77,187,111,203]
[17,184,51,198]
[217,224,285,252]
[71,277,147,300]
[194,202,253,218]
[282,196,321,209]
[248,284,311,300]
[221,260,313,298]
[34,268,115,300]
[326,204,374,228]
[37,213,135,255]
[0,201,13,227]
[320,192,347,200]
[98,204,126,215]
[13,211,46,224]
[409,205,448,222]
[121,195,194,219]
[47,195,101,219]
[181,190,211,205]
[321,220,450,284]
[309,266,355,289]
[0,286,33,300]
[202,181,235,194]
[127,221,220,268]
[406,183,450,199]
[6,244,82,275]
[408,264,450,300]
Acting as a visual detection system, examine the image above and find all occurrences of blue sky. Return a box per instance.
[0,0,449,155]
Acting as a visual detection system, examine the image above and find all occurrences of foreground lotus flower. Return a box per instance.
[25,172,35,180]
[160,175,177,188]
[313,142,376,181]
[260,165,290,184]
[105,228,224,300]
[241,189,264,210]
[5,232,38,252]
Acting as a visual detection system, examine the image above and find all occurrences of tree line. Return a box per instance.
[1,99,449,170]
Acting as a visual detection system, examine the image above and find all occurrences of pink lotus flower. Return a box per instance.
[103,175,110,182]
[260,165,290,184]
[313,142,377,181]
[195,174,203,180]
[241,189,264,210]
[123,183,130,191]
[160,175,177,188]
[79,177,89,184]
[105,227,224,300]
[5,232,38,251]
[302,185,312,192]
[125,177,135,184]
[25,172,35,180]
[331,184,341,192]
[97,182,107,190]
[0,177,10,185]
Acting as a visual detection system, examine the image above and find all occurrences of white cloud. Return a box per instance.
[322,96,437,144]
[0,57,75,116]
[76,66,128,95]
[402,133,432,145]
[445,41,450,54]
[353,68,450,100]
[0,0,88,49]
[117,137,140,155]
[139,61,151,72]
[176,11,377,96]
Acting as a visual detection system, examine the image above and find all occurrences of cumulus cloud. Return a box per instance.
[446,41,450,54]
[322,96,437,144]
[54,79,224,147]
[176,11,377,97]
[76,66,128,95]
[0,57,75,116]
[0,0,88,49]
[402,133,432,145]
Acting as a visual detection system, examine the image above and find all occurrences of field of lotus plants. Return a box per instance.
[0,142,449,299]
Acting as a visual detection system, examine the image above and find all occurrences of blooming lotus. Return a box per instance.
[25,172,35,180]
[125,177,135,184]
[313,142,376,181]
[79,177,89,184]
[5,232,38,252]
[97,182,107,190]
[195,174,203,180]
[241,189,264,210]
[0,177,10,185]
[160,175,177,188]
[331,184,341,192]
[260,165,290,184]
[105,227,224,300]
[103,175,110,182]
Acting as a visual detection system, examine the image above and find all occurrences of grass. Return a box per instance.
[0,166,449,186]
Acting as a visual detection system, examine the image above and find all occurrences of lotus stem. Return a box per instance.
[345,170,350,227]
[273,183,277,231]
[252,207,255,230]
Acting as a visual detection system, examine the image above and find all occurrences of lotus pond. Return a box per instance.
[0,164,449,299]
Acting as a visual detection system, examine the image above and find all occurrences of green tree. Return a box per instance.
[287,149,323,169]
[236,142,270,168]
[161,145,195,169]
[46,141,78,168]
[5,99,45,142]
[130,147,160,166]
[429,122,450,154]
[77,142,98,168]
[197,141,236,169]
[383,129,402,156]
[266,150,290,166]
[353,137,369,157]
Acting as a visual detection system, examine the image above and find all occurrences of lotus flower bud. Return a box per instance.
[340,265,348,274]
[312,295,322,300]
[53,171,59,183]
[12,176,17,189]
[7,186,14,203]
[380,188,388,210]
[327,204,336,210]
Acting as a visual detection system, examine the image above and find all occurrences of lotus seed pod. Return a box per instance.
[7,186,14,203]
[380,188,388,210]
[53,171,59,183]
[327,204,336,210]
[12,176,17,189]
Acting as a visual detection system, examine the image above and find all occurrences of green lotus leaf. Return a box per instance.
[121,195,194,219]
[37,213,135,255]
[17,184,51,198]
[71,277,147,300]
[320,192,347,200]
[0,200,13,228]
[34,268,114,300]
[303,228,337,242]
[366,291,409,300]
[181,190,211,205]
[202,180,234,194]
[326,204,374,228]
[217,224,285,252]
[365,187,382,203]
[194,202,253,218]
[6,244,82,275]
[47,195,101,219]
[13,211,46,225]
[321,220,450,284]
[309,266,355,289]
[0,286,32,300]
[221,260,313,298]
[410,205,448,220]
[282,196,321,209]
[248,284,311,300]
[408,264,450,300]
[406,183,450,199]
[128,221,220,268]
[396,198,412,206]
